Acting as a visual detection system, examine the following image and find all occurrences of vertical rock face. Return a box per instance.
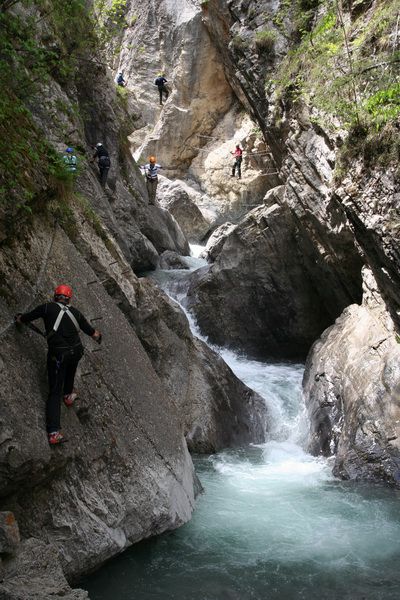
[131,279,267,452]
[303,268,400,486]
[121,0,234,172]
[335,165,400,330]
[0,224,196,578]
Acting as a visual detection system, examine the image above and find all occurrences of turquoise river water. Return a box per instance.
[82,249,400,600]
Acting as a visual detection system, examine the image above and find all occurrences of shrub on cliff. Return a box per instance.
[255,29,277,53]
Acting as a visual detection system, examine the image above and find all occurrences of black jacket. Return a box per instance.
[20,302,95,353]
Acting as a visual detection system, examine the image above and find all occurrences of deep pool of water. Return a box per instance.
[82,252,400,600]
[82,361,400,600]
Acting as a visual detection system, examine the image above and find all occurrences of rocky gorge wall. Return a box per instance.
[0,0,399,596]
[194,0,400,484]
[115,0,400,486]
[0,1,269,596]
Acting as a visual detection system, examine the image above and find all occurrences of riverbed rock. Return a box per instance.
[303,268,400,486]
[187,182,362,360]
[159,250,190,270]
[0,538,88,599]
[157,178,211,242]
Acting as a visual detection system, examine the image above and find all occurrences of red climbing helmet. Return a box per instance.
[54,284,73,298]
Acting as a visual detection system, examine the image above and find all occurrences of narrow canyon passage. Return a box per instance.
[83,251,400,600]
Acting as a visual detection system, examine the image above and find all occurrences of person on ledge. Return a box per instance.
[92,142,111,188]
[154,73,169,105]
[231,144,243,179]
[140,155,162,204]
[15,285,102,445]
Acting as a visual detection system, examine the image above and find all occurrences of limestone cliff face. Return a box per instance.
[119,0,233,172]
[303,268,400,486]
[0,1,270,594]
[0,222,196,580]
[183,0,365,358]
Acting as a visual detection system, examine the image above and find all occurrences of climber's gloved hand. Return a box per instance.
[14,313,22,324]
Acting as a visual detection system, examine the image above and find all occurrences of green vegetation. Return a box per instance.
[231,35,249,51]
[272,0,400,136]
[273,0,322,35]
[94,0,128,51]
[0,0,98,240]
[255,29,277,52]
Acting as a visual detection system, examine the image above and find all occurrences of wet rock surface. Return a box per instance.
[303,268,400,486]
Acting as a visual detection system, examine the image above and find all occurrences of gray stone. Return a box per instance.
[303,268,400,486]
[159,251,190,270]
[157,178,211,243]
[187,196,362,360]
[0,513,20,556]
[0,538,88,599]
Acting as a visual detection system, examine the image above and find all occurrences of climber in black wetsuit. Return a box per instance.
[15,285,102,445]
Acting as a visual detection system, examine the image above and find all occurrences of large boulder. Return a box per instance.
[303,268,400,486]
[157,178,211,242]
[187,185,361,360]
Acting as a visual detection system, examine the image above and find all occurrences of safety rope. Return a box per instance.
[0,225,58,339]
[188,145,272,158]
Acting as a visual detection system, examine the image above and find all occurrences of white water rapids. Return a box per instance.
[83,246,400,600]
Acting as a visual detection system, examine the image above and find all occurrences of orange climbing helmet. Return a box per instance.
[149,155,156,164]
[54,284,73,299]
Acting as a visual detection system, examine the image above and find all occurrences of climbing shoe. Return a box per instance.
[64,391,78,407]
[48,431,65,445]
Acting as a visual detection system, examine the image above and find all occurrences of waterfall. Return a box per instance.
[83,245,400,600]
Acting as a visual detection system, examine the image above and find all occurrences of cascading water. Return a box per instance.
[83,247,400,600]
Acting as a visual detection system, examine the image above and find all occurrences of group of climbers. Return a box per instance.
[15,286,102,445]
[62,143,110,188]
[21,67,247,448]
[115,67,169,105]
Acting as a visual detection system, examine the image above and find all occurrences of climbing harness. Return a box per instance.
[52,303,80,334]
